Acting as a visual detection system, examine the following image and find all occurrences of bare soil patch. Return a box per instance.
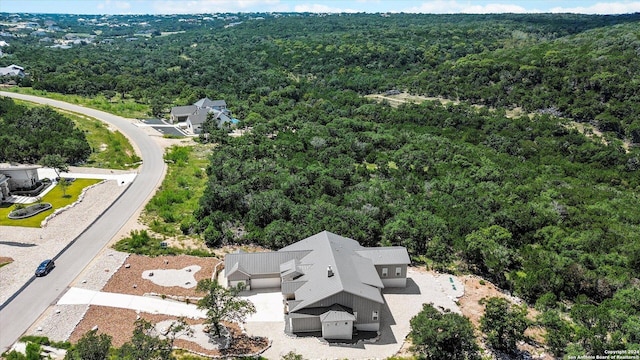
[102,254,220,297]
[457,275,551,360]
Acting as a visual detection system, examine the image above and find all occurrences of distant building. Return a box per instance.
[0,64,25,78]
[169,97,234,134]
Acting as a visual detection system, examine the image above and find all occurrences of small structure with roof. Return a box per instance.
[224,231,410,340]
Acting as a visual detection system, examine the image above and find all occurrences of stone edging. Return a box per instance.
[41,180,107,227]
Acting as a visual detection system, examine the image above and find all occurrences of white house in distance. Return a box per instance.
[169,97,235,134]
[0,64,25,78]
[225,231,411,340]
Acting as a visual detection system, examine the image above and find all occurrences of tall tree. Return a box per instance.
[480,297,529,354]
[409,303,480,360]
[196,279,256,337]
[64,329,112,360]
[118,318,188,360]
[40,154,69,179]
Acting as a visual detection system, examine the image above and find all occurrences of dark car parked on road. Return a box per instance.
[35,259,55,277]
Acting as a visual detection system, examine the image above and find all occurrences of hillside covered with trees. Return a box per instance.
[2,11,640,355]
[0,97,91,164]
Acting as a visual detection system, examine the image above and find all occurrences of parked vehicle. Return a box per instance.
[35,259,55,277]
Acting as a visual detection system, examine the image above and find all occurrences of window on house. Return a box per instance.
[382,267,388,277]
[372,311,379,321]
[395,267,402,276]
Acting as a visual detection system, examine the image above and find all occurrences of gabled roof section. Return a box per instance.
[194,97,226,109]
[281,231,385,312]
[187,108,208,125]
[356,247,410,265]
[225,262,250,278]
[351,254,383,288]
[170,105,197,117]
[280,258,305,280]
[225,250,311,276]
[320,309,356,322]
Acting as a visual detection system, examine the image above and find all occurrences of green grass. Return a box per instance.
[63,110,141,169]
[5,87,150,118]
[142,145,211,237]
[11,99,141,170]
[0,179,101,227]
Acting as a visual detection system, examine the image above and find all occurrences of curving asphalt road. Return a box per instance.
[0,92,165,353]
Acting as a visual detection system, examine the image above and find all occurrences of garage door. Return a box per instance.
[251,277,281,289]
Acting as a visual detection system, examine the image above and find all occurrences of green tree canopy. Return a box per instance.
[196,279,256,337]
[480,297,529,354]
[64,329,112,360]
[409,303,479,360]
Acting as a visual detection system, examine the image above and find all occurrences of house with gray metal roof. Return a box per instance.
[169,98,233,134]
[0,64,25,78]
[224,231,410,340]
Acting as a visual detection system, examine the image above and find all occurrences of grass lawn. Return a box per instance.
[62,110,141,169]
[4,87,150,119]
[0,179,101,228]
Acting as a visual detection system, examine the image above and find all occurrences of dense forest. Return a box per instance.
[2,12,640,355]
[0,97,91,164]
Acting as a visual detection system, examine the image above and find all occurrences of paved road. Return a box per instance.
[0,92,165,353]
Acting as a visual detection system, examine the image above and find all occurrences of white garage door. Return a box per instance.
[251,277,281,289]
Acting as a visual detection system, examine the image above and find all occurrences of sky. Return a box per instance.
[1,0,640,15]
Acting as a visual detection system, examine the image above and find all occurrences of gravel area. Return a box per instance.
[0,179,126,305]
[102,254,219,298]
[72,249,130,291]
[24,248,129,341]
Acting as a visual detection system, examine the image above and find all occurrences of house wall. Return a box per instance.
[250,277,280,289]
[0,180,9,200]
[374,264,407,287]
[1,167,39,189]
[307,292,381,328]
[322,320,353,339]
[290,316,321,333]
[229,280,249,290]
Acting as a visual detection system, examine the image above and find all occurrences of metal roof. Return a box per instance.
[280,231,387,312]
[224,231,409,314]
[225,250,310,276]
[320,310,356,322]
[356,247,411,265]
[193,97,226,109]
[170,105,196,116]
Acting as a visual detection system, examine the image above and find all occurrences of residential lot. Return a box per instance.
[244,268,464,360]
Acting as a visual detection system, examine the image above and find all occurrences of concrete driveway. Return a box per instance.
[241,290,285,322]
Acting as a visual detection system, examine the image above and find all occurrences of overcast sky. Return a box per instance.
[1,0,640,15]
